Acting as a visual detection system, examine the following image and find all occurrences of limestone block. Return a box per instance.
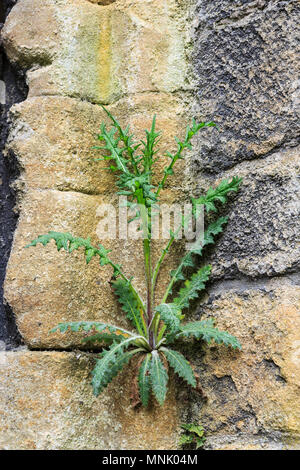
[193,0,300,171]
[1,0,60,67]
[179,279,300,448]
[7,93,190,194]
[0,350,179,449]
[2,0,189,103]
[4,91,192,348]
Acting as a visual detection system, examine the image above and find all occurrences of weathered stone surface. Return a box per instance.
[0,350,179,449]
[204,434,300,450]
[3,88,192,348]
[7,96,113,195]
[7,93,191,195]
[178,278,300,449]
[192,146,300,279]
[2,0,190,104]
[192,0,300,172]
[1,0,60,67]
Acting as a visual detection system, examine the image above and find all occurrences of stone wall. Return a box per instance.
[0,0,299,450]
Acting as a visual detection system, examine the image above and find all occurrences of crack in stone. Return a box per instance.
[208,272,300,297]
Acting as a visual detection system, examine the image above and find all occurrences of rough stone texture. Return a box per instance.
[186,1,300,448]
[0,350,179,449]
[192,0,300,172]
[178,278,300,449]
[2,0,190,104]
[203,146,300,279]
[1,0,299,451]
[7,93,190,195]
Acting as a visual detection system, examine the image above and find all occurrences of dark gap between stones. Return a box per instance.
[0,0,27,349]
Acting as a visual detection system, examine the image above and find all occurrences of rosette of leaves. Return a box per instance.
[27,106,242,407]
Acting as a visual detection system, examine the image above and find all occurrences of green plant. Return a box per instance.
[179,423,206,449]
[26,106,242,407]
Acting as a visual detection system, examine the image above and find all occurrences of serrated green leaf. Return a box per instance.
[181,423,204,437]
[91,337,142,396]
[161,348,196,388]
[173,265,211,310]
[179,434,194,446]
[195,436,206,449]
[112,278,146,336]
[154,303,181,335]
[49,321,135,339]
[138,354,151,407]
[190,216,228,256]
[178,319,242,349]
[150,351,168,406]
[81,333,123,345]
[192,176,242,214]
[180,423,206,449]
[26,231,114,268]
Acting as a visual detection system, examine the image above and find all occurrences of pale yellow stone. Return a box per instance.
[4,189,144,348]
[8,93,191,195]
[1,0,60,67]
[0,350,179,450]
[2,0,190,103]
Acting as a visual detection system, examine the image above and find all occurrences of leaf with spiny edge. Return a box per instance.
[165,217,227,298]
[178,319,242,349]
[179,423,206,449]
[26,231,115,267]
[179,434,194,446]
[156,120,217,195]
[138,354,151,407]
[190,216,228,256]
[161,348,196,388]
[50,321,135,339]
[150,350,168,406]
[181,423,205,438]
[100,105,140,175]
[154,303,182,335]
[192,176,242,214]
[112,278,146,336]
[173,265,211,310]
[81,333,123,346]
[91,337,142,396]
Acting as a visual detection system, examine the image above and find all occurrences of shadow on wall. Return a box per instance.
[0,0,27,349]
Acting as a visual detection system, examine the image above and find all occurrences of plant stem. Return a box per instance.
[155,153,179,198]
[151,235,174,297]
[144,237,154,348]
